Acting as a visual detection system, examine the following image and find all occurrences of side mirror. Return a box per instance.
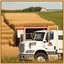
[20,34,23,42]
[29,43,31,48]
[46,34,49,42]
[46,32,50,42]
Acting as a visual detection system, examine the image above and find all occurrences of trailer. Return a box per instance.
[19,30,63,62]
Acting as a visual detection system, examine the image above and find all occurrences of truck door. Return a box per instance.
[44,31,57,54]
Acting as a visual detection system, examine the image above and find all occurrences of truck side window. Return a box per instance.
[46,32,54,42]
[20,34,23,42]
[46,33,48,42]
[50,32,54,40]
[26,33,32,39]
[58,35,63,40]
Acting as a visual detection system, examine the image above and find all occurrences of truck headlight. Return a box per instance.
[26,50,35,53]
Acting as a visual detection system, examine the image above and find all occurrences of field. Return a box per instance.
[38,11,63,30]
[1,45,63,63]
[1,10,63,63]
[1,44,19,63]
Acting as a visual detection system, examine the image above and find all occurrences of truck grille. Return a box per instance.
[19,43,24,53]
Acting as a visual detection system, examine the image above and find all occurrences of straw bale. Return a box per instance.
[4,13,53,22]
[48,25,57,30]
[1,27,10,30]
[2,34,13,39]
[13,23,55,28]
[4,13,55,24]
[4,17,43,21]
[2,21,9,27]
[1,16,4,22]
[4,13,40,21]
[4,13,56,29]
[7,20,55,27]
[1,39,9,44]
[1,30,14,34]
[8,20,55,24]
[2,16,9,27]
[4,13,57,30]
[9,39,14,46]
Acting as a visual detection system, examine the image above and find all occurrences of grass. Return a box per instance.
[1,56,63,63]
[38,11,63,30]
[1,56,19,63]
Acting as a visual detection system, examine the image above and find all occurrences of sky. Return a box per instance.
[2,2,62,10]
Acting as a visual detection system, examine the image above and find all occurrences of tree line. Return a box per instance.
[2,7,42,13]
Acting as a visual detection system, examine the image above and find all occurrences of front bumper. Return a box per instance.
[19,54,34,60]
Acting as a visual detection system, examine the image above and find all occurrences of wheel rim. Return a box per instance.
[37,56,46,62]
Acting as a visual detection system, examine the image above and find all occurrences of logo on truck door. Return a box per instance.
[48,42,53,46]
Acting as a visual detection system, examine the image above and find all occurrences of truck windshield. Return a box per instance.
[34,32,45,41]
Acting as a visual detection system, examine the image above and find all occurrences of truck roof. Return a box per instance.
[35,30,48,32]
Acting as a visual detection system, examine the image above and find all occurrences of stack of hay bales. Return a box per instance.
[3,13,57,45]
[4,13,57,30]
[1,16,14,44]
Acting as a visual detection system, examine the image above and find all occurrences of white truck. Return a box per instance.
[19,30,63,62]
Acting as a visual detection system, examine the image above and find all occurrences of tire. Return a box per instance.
[34,53,48,62]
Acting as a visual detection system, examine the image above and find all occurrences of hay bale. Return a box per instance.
[4,13,40,21]
[1,39,9,44]
[4,13,56,27]
[2,34,13,39]
[1,27,10,30]
[1,30,14,34]
[9,39,14,46]
[6,20,55,28]
[2,21,8,27]
[8,20,55,24]
[2,16,8,27]
[1,16,4,22]
[3,13,57,31]
[48,25,57,30]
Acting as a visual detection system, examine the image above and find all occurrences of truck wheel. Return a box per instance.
[34,53,48,62]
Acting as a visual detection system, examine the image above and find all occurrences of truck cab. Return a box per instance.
[19,30,63,62]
